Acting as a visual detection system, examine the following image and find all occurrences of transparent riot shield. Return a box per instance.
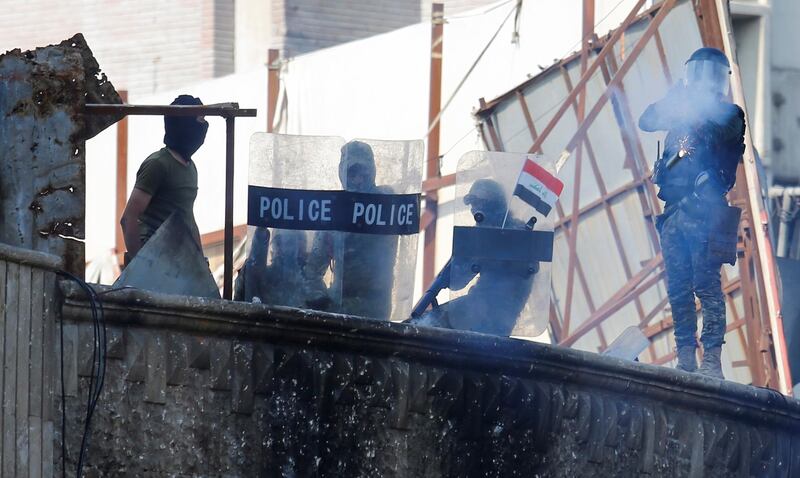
[243,133,423,322]
[445,151,554,337]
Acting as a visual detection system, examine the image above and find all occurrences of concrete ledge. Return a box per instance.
[60,282,800,433]
[0,242,63,271]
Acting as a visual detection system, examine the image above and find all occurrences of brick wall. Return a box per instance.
[0,1,496,94]
[0,0,235,96]
[274,0,498,57]
[274,0,421,56]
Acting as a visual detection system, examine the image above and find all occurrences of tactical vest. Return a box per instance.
[653,102,744,205]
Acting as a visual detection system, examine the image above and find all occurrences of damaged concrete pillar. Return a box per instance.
[0,34,122,275]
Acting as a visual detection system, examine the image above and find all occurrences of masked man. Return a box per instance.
[302,141,399,319]
[120,95,209,265]
[639,48,745,379]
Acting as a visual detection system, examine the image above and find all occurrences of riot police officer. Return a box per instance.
[303,141,399,319]
[639,47,745,379]
[414,179,533,335]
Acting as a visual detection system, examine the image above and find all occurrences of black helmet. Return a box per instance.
[684,47,731,96]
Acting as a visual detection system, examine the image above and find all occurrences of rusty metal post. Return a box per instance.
[115,90,129,265]
[223,117,235,300]
[563,0,595,331]
[423,3,444,288]
[267,49,280,133]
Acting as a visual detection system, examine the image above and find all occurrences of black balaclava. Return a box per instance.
[164,95,209,160]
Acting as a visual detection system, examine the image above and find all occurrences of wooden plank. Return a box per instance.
[0,260,6,474]
[29,270,44,478]
[41,274,55,422]
[16,264,32,477]
[42,421,53,478]
[29,270,44,418]
[3,262,19,477]
[29,417,41,478]
[41,274,55,478]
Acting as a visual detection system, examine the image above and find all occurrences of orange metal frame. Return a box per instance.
[465,0,787,390]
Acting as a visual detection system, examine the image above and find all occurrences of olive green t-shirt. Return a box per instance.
[134,148,198,243]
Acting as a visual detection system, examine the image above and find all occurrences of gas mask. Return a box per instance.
[463,179,508,227]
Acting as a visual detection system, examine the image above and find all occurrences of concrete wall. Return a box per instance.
[770,0,800,182]
[58,283,800,476]
[731,1,772,171]
[2,1,500,96]
[272,0,500,57]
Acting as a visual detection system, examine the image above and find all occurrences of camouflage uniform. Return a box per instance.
[659,206,727,348]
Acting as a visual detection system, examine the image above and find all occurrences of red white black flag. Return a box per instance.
[513,156,564,217]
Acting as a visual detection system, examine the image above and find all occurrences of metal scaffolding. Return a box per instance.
[466,0,791,393]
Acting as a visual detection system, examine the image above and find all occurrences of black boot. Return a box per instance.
[698,346,724,379]
[676,345,697,372]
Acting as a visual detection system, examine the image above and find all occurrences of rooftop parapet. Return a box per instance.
[57,281,800,476]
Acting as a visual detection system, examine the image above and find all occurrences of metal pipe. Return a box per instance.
[768,185,800,198]
[85,104,257,117]
[223,117,235,300]
[777,191,793,258]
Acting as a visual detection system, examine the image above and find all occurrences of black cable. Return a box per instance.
[76,282,104,477]
[82,286,106,451]
[56,271,107,478]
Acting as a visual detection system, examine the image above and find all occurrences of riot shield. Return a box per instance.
[243,133,423,322]
[444,151,554,337]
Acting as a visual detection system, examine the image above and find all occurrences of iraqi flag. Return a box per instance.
[513,157,564,217]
